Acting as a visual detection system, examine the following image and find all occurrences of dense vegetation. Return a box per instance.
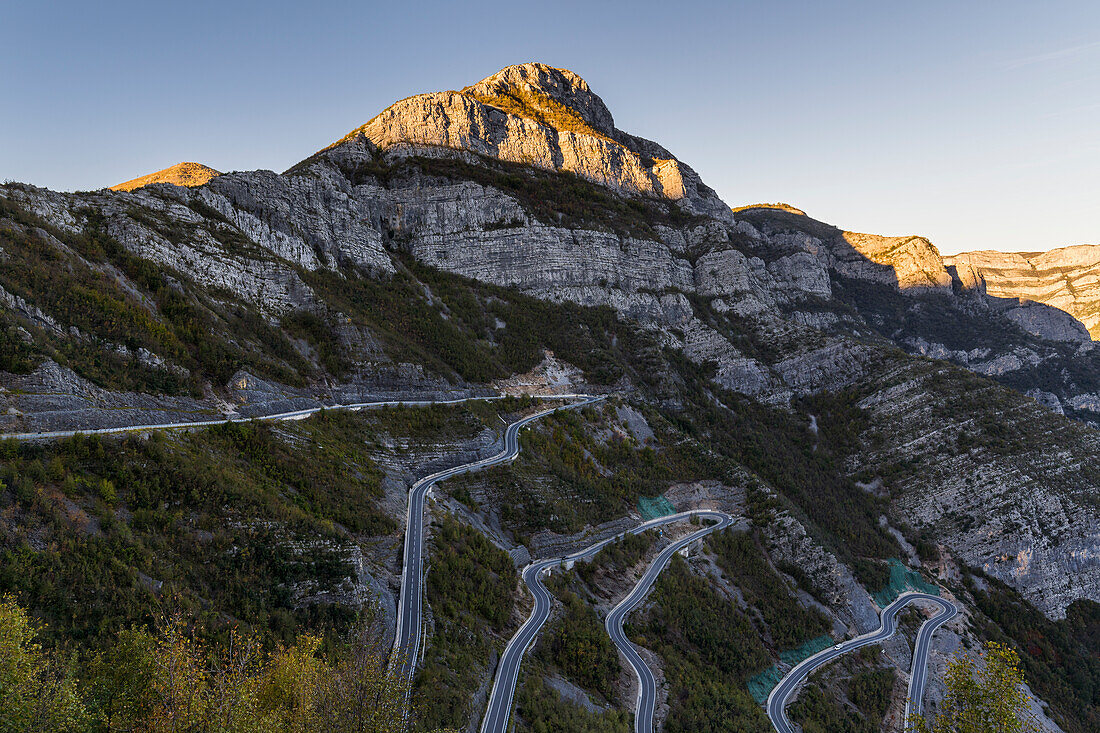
[1,427,364,650]
[414,515,517,732]
[576,530,652,585]
[541,592,620,700]
[0,401,518,651]
[968,574,1100,732]
[848,668,895,723]
[628,556,772,732]
[789,686,876,733]
[709,529,831,649]
[0,595,444,733]
[514,672,631,733]
[783,645,896,733]
[465,402,724,536]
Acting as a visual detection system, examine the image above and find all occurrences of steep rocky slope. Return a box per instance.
[2,60,1099,730]
[946,247,1100,338]
[110,161,222,191]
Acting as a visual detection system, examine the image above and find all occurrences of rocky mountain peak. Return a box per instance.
[461,62,617,139]
[110,162,221,192]
[317,63,732,219]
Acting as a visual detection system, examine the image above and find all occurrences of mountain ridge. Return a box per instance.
[2,63,1099,732]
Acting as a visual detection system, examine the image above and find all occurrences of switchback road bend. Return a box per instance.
[391,396,605,699]
[766,592,957,733]
[481,509,732,733]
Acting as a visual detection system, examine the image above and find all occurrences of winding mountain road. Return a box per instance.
[0,393,600,441]
[3,395,957,733]
[766,592,957,733]
[391,395,605,691]
[605,510,733,733]
[481,509,733,733]
[904,595,958,722]
[1,396,500,441]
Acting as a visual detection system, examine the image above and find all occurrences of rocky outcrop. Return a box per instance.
[110,162,221,192]
[327,63,731,219]
[835,232,952,292]
[945,247,1100,338]
[204,170,394,274]
[852,358,1100,619]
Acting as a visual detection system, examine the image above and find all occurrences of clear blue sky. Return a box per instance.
[2,1,1097,254]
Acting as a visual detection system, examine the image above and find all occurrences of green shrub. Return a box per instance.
[709,529,831,648]
[543,592,620,699]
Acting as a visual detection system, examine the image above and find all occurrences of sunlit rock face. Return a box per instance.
[110,162,221,192]
[838,232,953,292]
[946,247,1100,339]
[330,63,730,219]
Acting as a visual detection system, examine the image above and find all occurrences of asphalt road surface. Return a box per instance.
[480,509,733,733]
[605,510,733,733]
[904,595,958,722]
[1,393,599,441]
[766,592,957,733]
[391,396,605,695]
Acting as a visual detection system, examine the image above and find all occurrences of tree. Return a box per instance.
[908,641,1040,733]
[1,594,457,733]
[0,595,88,732]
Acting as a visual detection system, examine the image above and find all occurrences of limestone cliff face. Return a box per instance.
[852,356,1100,620]
[110,162,221,192]
[330,63,730,219]
[837,232,953,292]
[4,63,1100,623]
[946,247,1100,339]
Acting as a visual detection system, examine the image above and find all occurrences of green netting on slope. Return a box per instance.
[778,635,834,665]
[872,558,940,607]
[747,665,783,705]
[746,635,834,705]
[637,495,675,520]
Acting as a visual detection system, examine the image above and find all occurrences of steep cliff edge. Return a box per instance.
[946,247,1100,339]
